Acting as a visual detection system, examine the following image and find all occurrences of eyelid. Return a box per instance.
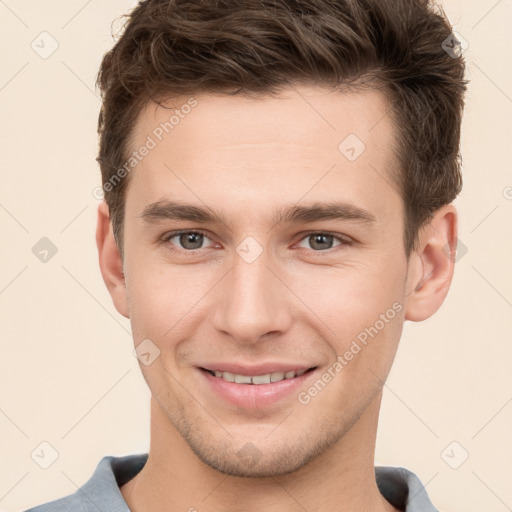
[295,230,353,245]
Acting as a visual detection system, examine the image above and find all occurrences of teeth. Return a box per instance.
[222,371,235,382]
[208,369,309,384]
[234,374,252,384]
[252,374,271,384]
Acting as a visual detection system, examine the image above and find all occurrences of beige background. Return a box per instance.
[1,1,511,511]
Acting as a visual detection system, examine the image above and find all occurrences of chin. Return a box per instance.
[190,443,315,478]
[179,418,347,478]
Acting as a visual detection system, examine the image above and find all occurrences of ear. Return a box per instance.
[404,204,458,322]
[96,202,129,319]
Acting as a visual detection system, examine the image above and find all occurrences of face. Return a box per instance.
[114,85,415,477]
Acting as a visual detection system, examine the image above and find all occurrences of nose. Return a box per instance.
[212,247,293,345]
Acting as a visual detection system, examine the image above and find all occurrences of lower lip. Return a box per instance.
[198,368,317,409]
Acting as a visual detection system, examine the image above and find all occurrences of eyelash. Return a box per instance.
[160,229,352,254]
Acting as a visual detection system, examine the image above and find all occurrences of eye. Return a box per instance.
[296,232,350,251]
[161,230,351,253]
[162,230,216,251]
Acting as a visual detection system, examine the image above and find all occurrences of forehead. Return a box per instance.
[125,85,401,226]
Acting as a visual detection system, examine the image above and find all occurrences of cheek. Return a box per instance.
[337,280,405,379]
[124,256,213,344]
[302,261,406,382]
[124,230,407,353]
[293,257,404,331]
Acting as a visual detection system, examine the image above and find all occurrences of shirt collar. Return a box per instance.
[73,454,439,512]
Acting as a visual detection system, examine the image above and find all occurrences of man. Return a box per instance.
[25,0,466,510]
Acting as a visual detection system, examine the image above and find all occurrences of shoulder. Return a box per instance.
[375,465,439,512]
[23,453,148,512]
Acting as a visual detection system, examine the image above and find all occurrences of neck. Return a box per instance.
[121,392,398,512]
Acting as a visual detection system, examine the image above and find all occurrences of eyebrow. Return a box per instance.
[139,200,377,226]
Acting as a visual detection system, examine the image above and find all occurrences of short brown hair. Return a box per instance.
[96,0,467,258]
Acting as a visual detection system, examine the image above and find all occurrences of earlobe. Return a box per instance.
[404,205,458,322]
[96,202,130,319]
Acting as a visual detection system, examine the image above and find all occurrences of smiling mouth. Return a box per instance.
[200,367,317,385]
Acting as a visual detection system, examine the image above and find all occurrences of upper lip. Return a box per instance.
[199,362,318,375]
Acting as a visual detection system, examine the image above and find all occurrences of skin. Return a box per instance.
[96,84,458,512]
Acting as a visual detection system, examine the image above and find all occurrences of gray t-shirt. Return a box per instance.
[24,454,439,511]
